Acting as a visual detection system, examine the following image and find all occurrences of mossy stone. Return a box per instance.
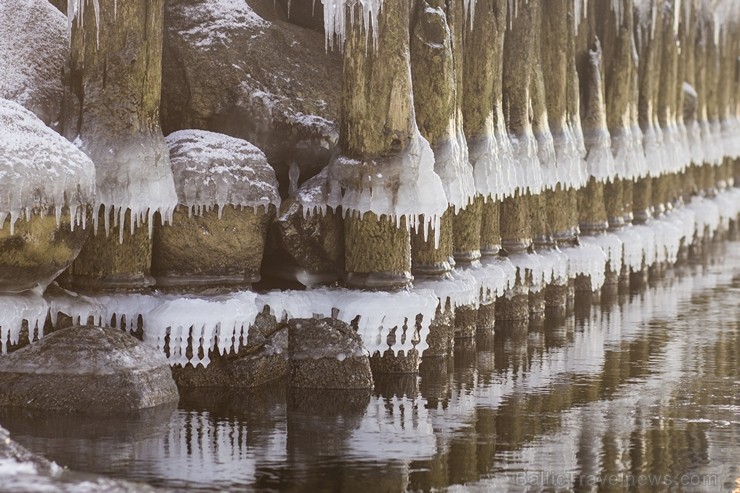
[152,205,272,290]
[65,208,153,292]
[0,209,88,293]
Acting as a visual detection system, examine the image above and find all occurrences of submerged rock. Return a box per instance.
[289,318,373,389]
[0,0,67,125]
[153,130,281,290]
[0,99,95,294]
[162,0,340,194]
[0,326,179,413]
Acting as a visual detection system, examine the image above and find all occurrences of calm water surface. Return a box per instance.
[1,242,739,492]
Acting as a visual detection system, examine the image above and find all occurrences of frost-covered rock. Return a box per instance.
[0,0,68,125]
[0,325,179,413]
[0,99,95,293]
[162,0,340,192]
[153,130,280,289]
[289,317,373,389]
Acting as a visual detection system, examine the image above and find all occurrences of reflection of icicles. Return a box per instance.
[432,121,476,213]
[509,131,543,194]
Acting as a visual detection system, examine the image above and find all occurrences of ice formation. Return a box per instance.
[430,121,476,213]
[509,132,544,195]
[469,115,516,200]
[0,99,96,235]
[0,189,737,364]
[0,293,48,353]
[322,0,383,50]
[552,124,589,189]
[322,128,449,246]
[165,130,282,217]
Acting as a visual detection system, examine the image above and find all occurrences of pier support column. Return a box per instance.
[61,0,177,292]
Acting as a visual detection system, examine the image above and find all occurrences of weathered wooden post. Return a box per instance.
[61,0,178,292]
[410,0,475,280]
[334,1,446,291]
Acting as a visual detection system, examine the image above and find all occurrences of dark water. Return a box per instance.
[1,242,739,492]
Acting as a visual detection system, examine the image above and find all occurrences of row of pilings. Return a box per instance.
[327,0,739,290]
[54,0,739,294]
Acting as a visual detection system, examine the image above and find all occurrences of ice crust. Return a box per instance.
[165,130,282,216]
[2,189,736,363]
[0,99,96,235]
[308,128,449,246]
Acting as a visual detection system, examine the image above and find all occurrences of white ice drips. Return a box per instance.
[322,0,384,51]
[0,293,48,353]
[0,99,96,235]
[552,123,589,189]
[431,121,476,213]
[509,131,544,194]
[469,114,516,200]
[535,120,560,191]
[583,128,617,181]
[147,292,260,367]
[165,129,282,217]
[323,127,448,247]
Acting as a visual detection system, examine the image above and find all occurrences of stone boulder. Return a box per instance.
[0,0,68,125]
[152,130,281,290]
[161,0,341,194]
[289,318,373,389]
[0,326,179,413]
[0,99,96,294]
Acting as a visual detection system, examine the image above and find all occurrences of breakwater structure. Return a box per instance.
[0,0,739,406]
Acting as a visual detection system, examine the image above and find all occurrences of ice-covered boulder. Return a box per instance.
[161,0,340,194]
[0,0,68,125]
[0,325,179,413]
[0,99,95,293]
[289,318,373,389]
[152,130,281,289]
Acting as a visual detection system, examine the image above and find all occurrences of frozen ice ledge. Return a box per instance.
[0,188,738,366]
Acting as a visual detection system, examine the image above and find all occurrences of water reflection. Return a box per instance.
[2,242,739,492]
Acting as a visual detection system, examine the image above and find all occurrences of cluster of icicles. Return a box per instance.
[9,0,738,244]
[1,188,737,366]
[305,0,740,243]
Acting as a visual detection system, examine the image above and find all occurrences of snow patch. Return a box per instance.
[0,99,95,235]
